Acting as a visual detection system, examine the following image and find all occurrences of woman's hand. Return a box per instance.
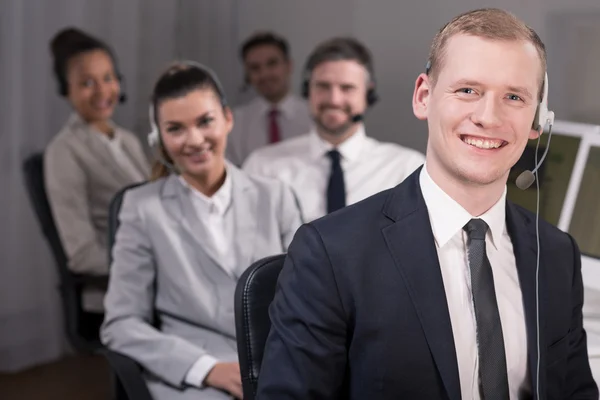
[204,362,243,399]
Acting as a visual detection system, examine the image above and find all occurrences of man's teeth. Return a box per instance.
[462,136,503,149]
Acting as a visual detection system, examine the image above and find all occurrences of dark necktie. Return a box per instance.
[268,108,281,143]
[326,149,345,213]
[464,218,510,399]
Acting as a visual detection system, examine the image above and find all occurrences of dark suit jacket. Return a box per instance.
[256,167,598,400]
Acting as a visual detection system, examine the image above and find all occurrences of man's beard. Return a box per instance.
[313,105,354,136]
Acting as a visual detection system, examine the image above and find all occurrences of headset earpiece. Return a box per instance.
[532,71,554,131]
[301,76,310,99]
[147,104,160,147]
[366,85,379,106]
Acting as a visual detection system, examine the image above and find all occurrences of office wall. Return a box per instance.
[236,0,600,153]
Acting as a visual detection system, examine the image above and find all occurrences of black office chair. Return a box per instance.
[101,348,153,400]
[103,182,152,400]
[22,152,106,353]
[234,253,287,400]
[107,182,145,264]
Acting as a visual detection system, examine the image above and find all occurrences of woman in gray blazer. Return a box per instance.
[44,28,150,313]
[101,62,303,399]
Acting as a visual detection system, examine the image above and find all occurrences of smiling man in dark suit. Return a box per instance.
[256,8,598,400]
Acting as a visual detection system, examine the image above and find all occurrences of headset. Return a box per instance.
[301,69,379,108]
[147,60,228,170]
[426,59,555,399]
[301,39,380,110]
[526,71,554,400]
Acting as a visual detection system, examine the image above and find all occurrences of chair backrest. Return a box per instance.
[22,152,102,351]
[22,153,70,280]
[234,253,286,400]
[107,182,144,264]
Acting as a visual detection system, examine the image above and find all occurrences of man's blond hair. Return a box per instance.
[426,8,547,101]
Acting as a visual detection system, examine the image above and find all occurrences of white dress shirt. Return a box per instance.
[226,93,312,166]
[419,165,530,399]
[98,130,147,183]
[177,171,236,388]
[243,126,425,222]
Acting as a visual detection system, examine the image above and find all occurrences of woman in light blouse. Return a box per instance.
[45,28,150,314]
[101,61,302,399]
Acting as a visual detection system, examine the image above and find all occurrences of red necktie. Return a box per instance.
[268,108,281,144]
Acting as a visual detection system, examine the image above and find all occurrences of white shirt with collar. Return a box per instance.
[177,171,237,388]
[419,164,530,400]
[226,93,312,166]
[243,125,425,222]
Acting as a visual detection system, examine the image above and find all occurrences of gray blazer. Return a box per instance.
[44,114,150,311]
[100,165,302,399]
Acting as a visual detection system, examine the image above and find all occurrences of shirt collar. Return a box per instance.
[178,167,233,216]
[419,163,506,249]
[308,124,367,163]
[96,128,122,146]
[256,93,297,119]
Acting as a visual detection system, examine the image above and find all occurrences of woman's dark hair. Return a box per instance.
[150,62,229,180]
[50,27,121,97]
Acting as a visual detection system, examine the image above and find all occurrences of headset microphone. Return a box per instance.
[515,126,553,190]
[118,74,128,103]
[351,114,364,123]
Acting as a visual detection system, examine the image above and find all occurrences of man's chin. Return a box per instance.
[315,120,353,136]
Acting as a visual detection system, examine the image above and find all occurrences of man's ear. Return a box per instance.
[413,73,431,121]
[529,128,541,140]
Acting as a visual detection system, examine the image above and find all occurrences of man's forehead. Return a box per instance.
[440,34,543,85]
[245,45,285,62]
[313,59,367,77]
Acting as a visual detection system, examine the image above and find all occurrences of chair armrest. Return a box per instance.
[71,274,109,289]
[99,348,153,400]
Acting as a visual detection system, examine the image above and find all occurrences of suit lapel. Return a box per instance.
[506,202,544,399]
[381,168,461,400]
[160,175,224,268]
[229,165,257,277]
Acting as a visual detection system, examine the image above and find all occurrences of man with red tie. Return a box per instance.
[226,31,312,166]
[243,37,425,222]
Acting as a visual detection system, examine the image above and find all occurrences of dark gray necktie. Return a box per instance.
[326,149,345,213]
[464,218,510,399]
